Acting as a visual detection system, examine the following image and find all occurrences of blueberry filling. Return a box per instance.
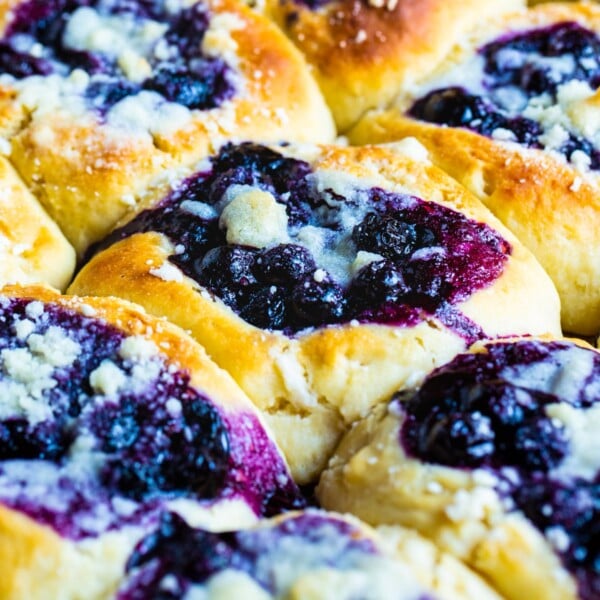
[0,297,302,539]
[93,143,510,338]
[399,340,600,600]
[408,23,600,170]
[0,0,235,113]
[116,511,382,599]
[481,22,600,98]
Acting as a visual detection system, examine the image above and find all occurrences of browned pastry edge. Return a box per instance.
[266,0,524,131]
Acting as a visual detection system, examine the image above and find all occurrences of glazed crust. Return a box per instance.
[349,2,600,336]
[69,142,561,483]
[265,0,524,132]
[0,283,292,600]
[316,337,590,600]
[0,0,335,255]
[0,158,75,291]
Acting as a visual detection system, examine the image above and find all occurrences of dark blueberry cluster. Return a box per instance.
[90,392,230,502]
[409,23,600,170]
[116,511,379,599]
[0,297,303,539]
[409,87,544,148]
[95,143,510,338]
[1,0,235,112]
[514,477,600,600]
[481,22,600,98]
[399,340,600,600]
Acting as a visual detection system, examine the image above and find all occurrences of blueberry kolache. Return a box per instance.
[115,510,431,599]
[262,0,524,132]
[0,0,334,255]
[0,284,301,600]
[318,336,600,600]
[349,2,600,335]
[69,141,561,483]
[115,509,504,600]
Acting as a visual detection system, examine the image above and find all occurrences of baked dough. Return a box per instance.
[69,140,561,484]
[115,509,502,600]
[318,336,600,600]
[264,0,524,132]
[0,0,335,255]
[0,284,301,600]
[349,2,600,335]
[0,156,75,290]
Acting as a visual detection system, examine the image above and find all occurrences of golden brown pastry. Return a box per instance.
[318,336,600,600]
[114,509,503,600]
[0,284,302,600]
[350,2,600,335]
[0,156,75,290]
[69,140,561,483]
[263,0,524,132]
[0,0,335,255]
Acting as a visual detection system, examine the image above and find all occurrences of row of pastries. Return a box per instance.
[0,0,598,598]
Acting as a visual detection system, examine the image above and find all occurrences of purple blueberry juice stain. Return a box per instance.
[92,143,511,340]
[115,511,381,598]
[0,0,235,113]
[408,22,600,170]
[399,339,600,600]
[0,297,302,540]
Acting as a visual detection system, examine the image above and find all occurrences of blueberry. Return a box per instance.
[0,43,53,78]
[409,87,491,127]
[57,47,112,75]
[9,1,71,45]
[256,244,316,284]
[85,80,141,111]
[165,4,211,58]
[196,245,258,300]
[158,398,230,498]
[485,385,527,427]
[291,277,345,325]
[560,135,600,171]
[505,116,544,147]
[143,67,227,110]
[418,411,495,467]
[408,87,541,146]
[123,512,240,592]
[103,411,140,452]
[238,286,287,330]
[352,213,421,260]
[97,394,230,501]
[512,417,569,471]
[349,260,410,309]
[403,254,450,308]
[0,419,70,462]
